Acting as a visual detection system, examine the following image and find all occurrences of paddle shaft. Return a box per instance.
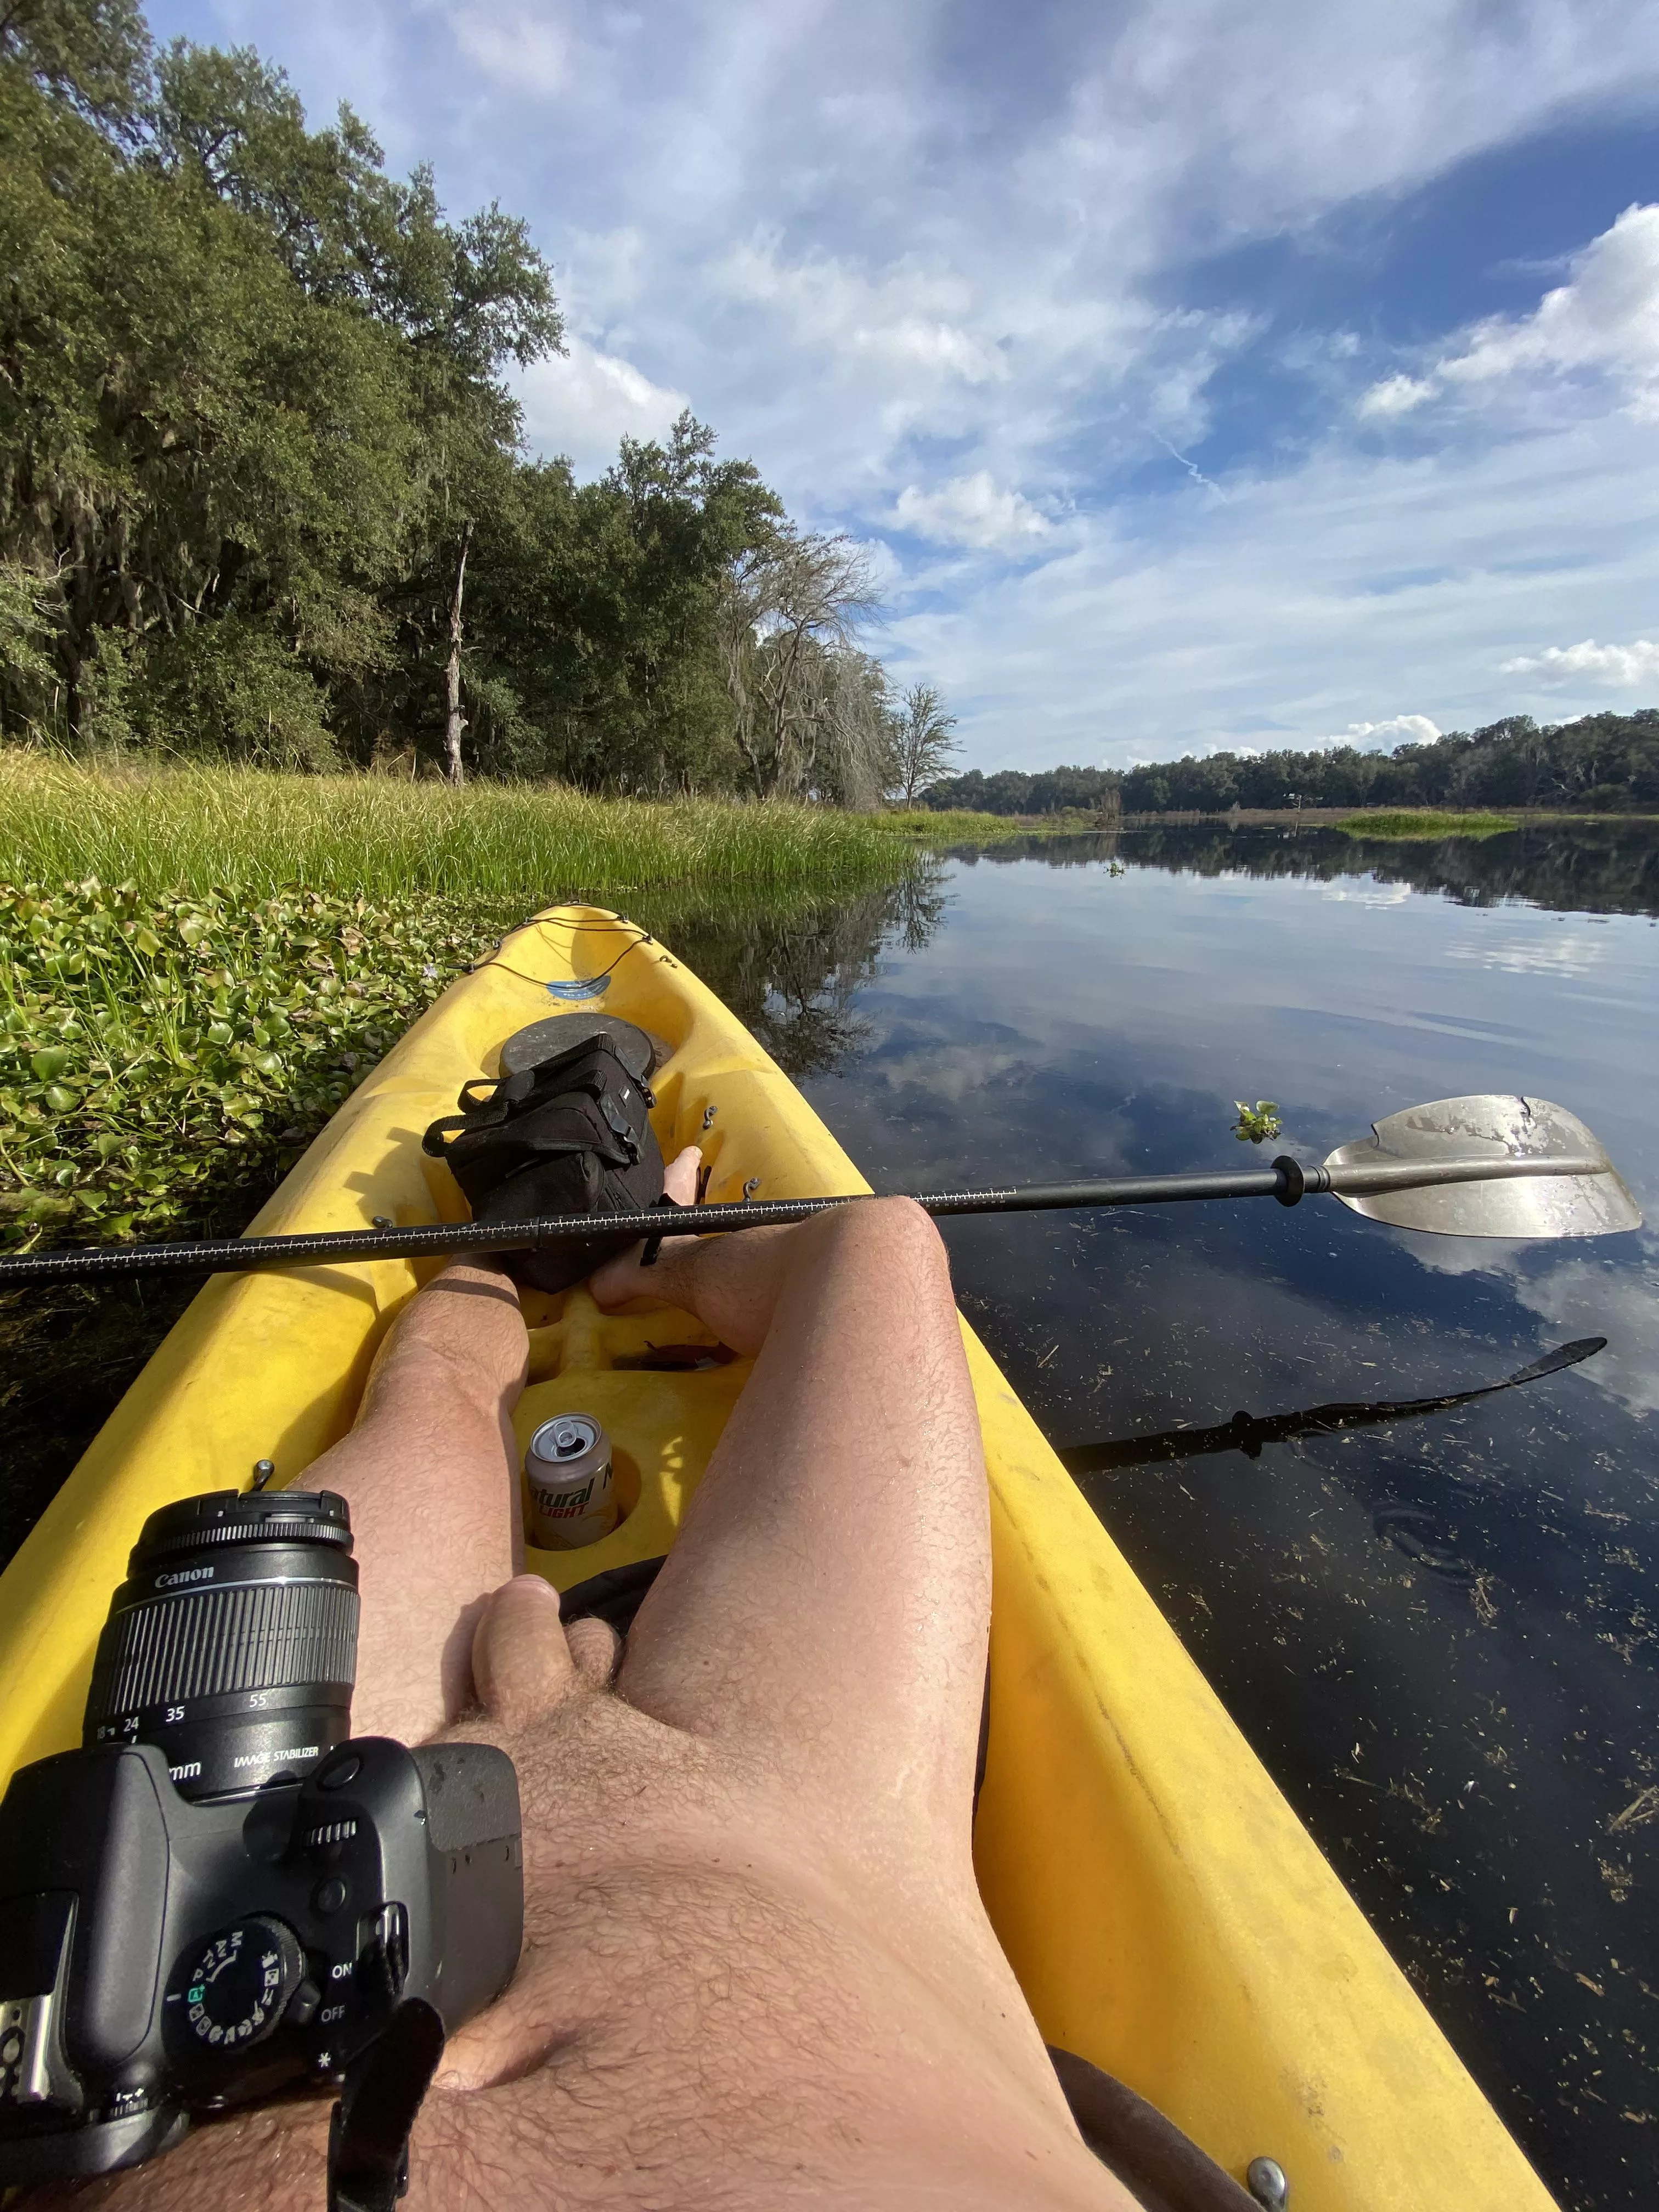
[0,1153,1606,1285]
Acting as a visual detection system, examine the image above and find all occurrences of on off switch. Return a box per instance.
[358,1903,409,2006]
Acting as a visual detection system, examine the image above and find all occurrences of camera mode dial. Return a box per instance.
[181,1917,306,2053]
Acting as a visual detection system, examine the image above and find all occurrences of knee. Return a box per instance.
[851,1194,951,1285]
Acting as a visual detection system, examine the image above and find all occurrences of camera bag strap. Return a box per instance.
[327,1998,445,2212]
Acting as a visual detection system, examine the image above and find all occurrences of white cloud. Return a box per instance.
[1360,204,1659,421]
[885,410,1659,766]
[153,0,1659,763]
[1499,638,1659,687]
[1443,934,1607,979]
[1322,715,1443,749]
[1320,882,1414,907]
[1412,1233,1659,1418]
[449,5,568,94]
[891,473,1053,553]
[1357,374,1436,420]
[1516,1247,1659,1418]
[515,339,688,480]
[713,236,1010,388]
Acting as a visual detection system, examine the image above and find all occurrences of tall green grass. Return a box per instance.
[1336,808,1516,841]
[0,754,913,908]
[0,752,945,1259]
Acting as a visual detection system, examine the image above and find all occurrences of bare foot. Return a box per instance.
[590,1145,702,1308]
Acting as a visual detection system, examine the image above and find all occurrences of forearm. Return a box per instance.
[35,2096,329,2210]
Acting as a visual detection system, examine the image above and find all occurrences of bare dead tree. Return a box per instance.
[718,530,882,799]
[892,681,959,804]
[443,519,473,786]
[792,643,895,809]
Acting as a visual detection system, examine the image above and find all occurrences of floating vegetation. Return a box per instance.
[0,878,501,1250]
[1233,1099,1282,1144]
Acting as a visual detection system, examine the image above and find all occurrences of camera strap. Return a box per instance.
[327,1999,445,2212]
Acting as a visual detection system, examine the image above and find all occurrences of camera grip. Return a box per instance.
[409,1744,523,2033]
[409,1742,519,1854]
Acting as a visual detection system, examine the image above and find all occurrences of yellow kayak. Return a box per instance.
[0,906,1554,2211]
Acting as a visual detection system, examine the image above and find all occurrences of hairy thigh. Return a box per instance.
[420,1690,1085,2208]
[50,1689,1110,2212]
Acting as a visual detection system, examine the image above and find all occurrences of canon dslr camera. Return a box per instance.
[0,1487,521,2202]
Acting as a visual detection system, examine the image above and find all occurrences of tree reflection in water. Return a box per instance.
[956,817,1659,918]
[662,853,951,1079]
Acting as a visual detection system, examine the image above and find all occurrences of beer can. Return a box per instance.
[526,1414,617,1550]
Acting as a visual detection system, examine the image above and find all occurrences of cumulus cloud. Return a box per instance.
[890,473,1053,553]
[1357,374,1436,419]
[186,0,1659,765]
[1322,715,1443,748]
[516,338,688,479]
[1410,1233,1659,1417]
[448,5,568,94]
[884,409,1659,766]
[1359,203,1659,420]
[1499,638,1659,687]
[713,237,1009,388]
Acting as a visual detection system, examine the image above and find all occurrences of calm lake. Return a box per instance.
[696,820,1658,2212]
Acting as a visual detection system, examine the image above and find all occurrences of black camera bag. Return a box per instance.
[422,1035,664,1293]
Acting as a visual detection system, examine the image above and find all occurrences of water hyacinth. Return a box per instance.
[0,878,501,1250]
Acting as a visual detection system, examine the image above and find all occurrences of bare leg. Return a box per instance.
[61,1165,1128,2211]
[600,1200,991,1867]
[300,1262,527,1743]
[311,1148,706,1744]
[588,1195,1074,2120]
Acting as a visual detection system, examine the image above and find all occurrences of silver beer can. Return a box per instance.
[526,1414,618,1550]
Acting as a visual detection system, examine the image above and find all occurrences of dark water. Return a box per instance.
[756,824,1658,2212]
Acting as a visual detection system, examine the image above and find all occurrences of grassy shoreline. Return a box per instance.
[1335,808,1517,840]
[882,806,1090,844]
[0,753,946,1543]
[0,754,928,907]
[0,755,948,1256]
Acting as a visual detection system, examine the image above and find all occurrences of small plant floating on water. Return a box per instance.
[1233,1100,1283,1145]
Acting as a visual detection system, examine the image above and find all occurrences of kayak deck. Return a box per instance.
[0,908,1554,2211]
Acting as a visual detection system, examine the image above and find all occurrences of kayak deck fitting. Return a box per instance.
[0,907,1555,2211]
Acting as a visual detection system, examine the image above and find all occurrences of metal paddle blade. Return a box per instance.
[1324,1095,1642,1239]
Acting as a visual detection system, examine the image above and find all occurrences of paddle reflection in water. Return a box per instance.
[1059,1335,1608,1470]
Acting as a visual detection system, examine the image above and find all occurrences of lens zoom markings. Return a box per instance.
[89,1580,359,1718]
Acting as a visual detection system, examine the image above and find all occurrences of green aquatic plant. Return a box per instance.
[0,878,502,1250]
[1336,809,1515,841]
[1233,1100,1282,1144]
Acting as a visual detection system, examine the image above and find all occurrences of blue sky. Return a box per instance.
[146,2,1659,771]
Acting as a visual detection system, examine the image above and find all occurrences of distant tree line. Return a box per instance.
[921,712,1659,817]
[964,818,1659,919]
[0,1,954,802]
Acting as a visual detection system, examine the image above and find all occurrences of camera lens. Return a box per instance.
[83,1490,359,1802]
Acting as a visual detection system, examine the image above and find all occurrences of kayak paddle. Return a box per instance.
[0,1093,1638,1286]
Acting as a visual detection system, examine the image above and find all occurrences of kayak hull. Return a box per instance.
[0,908,1554,2211]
